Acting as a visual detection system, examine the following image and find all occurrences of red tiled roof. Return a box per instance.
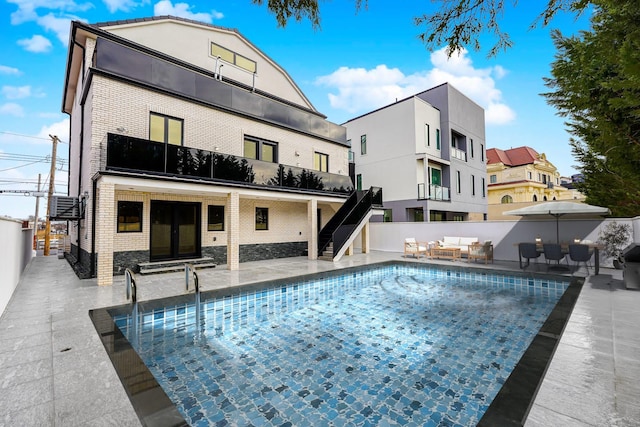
[486,146,540,166]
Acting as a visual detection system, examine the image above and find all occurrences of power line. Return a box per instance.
[0,131,68,144]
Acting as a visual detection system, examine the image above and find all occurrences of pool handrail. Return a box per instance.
[125,268,137,304]
[185,263,199,294]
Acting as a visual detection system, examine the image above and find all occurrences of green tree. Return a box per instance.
[542,0,640,216]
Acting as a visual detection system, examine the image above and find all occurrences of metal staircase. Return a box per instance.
[318,187,383,262]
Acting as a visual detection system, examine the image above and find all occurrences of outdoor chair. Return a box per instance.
[404,238,427,259]
[519,242,541,270]
[468,241,494,264]
[543,243,569,270]
[568,243,593,274]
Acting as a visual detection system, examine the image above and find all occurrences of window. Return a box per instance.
[538,173,542,181]
[383,209,393,222]
[207,205,224,231]
[471,175,476,196]
[431,168,441,186]
[150,113,183,145]
[255,207,268,230]
[456,171,461,193]
[314,152,329,172]
[356,174,362,191]
[480,143,484,161]
[490,174,497,183]
[117,201,142,233]
[360,135,367,155]
[425,124,430,147]
[501,195,513,204]
[528,171,533,180]
[211,42,257,73]
[348,150,354,162]
[481,178,486,197]
[533,194,538,202]
[244,136,278,162]
[470,139,474,158]
[453,214,464,222]
[436,129,441,150]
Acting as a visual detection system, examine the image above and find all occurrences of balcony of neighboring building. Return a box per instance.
[417,183,451,201]
[104,133,354,196]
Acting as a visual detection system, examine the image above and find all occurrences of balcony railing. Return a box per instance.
[106,133,354,195]
[451,147,467,162]
[417,183,451,201]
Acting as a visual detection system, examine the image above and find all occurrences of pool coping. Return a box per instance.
[89,260,583,427]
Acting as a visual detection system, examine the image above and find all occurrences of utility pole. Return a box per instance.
[44,135,59,256]
[33,174,41,250]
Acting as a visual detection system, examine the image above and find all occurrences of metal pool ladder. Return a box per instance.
[125,268,137,303]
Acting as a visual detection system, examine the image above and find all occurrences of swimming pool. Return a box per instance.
[91,262,581,426]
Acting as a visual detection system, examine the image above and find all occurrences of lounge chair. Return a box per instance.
[519,242,541,270]
[468,241,494,264]
[404,238,427,259]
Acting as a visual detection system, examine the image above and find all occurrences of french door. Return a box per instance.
[150,201,201,261]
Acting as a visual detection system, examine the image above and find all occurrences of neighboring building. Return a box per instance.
[486,146,584,219]
[343,83,488,222]
[60,16,363,285]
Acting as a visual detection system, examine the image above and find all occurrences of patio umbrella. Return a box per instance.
[503,201,611,243]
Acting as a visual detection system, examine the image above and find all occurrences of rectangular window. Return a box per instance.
[360,135,367,155]
[538,173,542,181]
[456,171,461,193]
[425,124,430,147]
[480,143,484,161]
[490,174,497,183]
[150,113,183,146]
[356,174,362,191]
[207,205,224,231]
[255,207,268,230]
[528,171,533,180]
[211,42,257,73]
[470,139,474,158]
[117,201,142,233]
[383,209,393,222]
[244,136,278,162]
[436,129,441,150]
[471,175,476,196]
[482,178,486,197]
[314,152,329,172]
[348,150,354,163]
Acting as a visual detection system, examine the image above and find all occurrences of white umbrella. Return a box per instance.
[503,201,611,243]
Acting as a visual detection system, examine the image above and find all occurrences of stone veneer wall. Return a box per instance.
[68,244,94,279]
[113,250,149,275]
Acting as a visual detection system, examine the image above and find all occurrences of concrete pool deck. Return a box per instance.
[0,252,638,426]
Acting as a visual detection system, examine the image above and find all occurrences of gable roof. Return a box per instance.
[487,146,540,166]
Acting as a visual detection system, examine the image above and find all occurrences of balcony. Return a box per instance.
[105,133,354,195]
[450,147,467,162]
[417,183,451,201]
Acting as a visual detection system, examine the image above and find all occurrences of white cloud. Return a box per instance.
[7,0,92,25]
[153,0,222,23]
[36,118,70,145]
[17,35,52,53]
[315,47,516,125]
[0,65,21,75]
[2,86,32,100]
[0,103,26,117]
[37,14,76,44]
[102,0,144,13]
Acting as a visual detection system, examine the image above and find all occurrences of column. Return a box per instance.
[227,191,239,270]
[361,221,370,254]
[307,199,318,260]
[96,181,115,286]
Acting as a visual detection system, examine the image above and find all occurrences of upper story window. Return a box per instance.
[501,195,513,204]
[314,152,328,172]
[528,171,533,180]
[211,42,257,73]
[482,178,486,197]
[436,129,441,150]
[471,174,476,196]
[480,143,484,161]
[490,174,497,183]
[470,139,474,158]
[456,170,461,193]
[244,136,277,163]
[360,135,367,155]
[425,124,430,147]
[150,113,183,145]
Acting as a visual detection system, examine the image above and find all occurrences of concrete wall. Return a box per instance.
[363,217,637,268]
[0,217,33,317]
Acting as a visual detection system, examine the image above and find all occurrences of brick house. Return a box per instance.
[60,16,371,285]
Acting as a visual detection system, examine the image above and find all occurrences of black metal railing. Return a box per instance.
[318,187,383,257]
[106,133,354,194]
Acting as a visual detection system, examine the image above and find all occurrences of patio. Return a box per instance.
[0,252,638,426]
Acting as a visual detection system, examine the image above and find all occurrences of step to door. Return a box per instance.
[137,257,216,275]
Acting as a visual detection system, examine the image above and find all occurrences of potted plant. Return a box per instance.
[598,221,632,269]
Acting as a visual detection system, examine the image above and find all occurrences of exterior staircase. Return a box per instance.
[318,187,383,262]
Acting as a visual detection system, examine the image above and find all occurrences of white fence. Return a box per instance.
[0,217,33,317]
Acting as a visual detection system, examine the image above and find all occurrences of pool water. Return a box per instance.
[114,265,568,427]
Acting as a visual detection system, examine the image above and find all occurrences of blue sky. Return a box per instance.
[0,0,591,219]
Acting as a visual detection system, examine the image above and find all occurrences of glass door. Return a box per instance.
[150,201,201,261]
